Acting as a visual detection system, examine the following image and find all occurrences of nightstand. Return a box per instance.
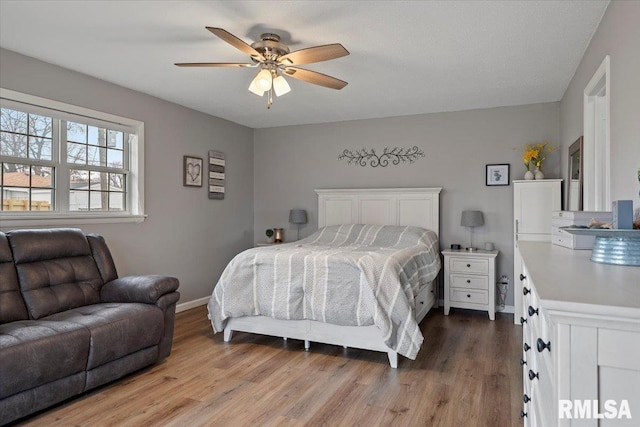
[442,249,499,320]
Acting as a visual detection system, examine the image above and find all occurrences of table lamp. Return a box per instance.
[461,210,484,251]
[289,209,307,240]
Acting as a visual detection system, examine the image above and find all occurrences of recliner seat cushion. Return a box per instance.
[7,229,104,319]
[0,320,90,399]
[43,303,164,369]
[0,233,28,324]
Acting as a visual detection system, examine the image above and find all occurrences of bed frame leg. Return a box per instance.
[387,351,398,368]
[304,340,310,351]
[223,327,233,342]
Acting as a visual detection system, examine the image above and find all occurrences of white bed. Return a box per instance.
[215,187,441,368]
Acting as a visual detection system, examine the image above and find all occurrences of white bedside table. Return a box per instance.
[442,249,499,320]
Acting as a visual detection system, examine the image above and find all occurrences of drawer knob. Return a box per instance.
[466,264,471,268]
[520,316,527,325]
[537,338,551,352]
[523,343,531,352]
[420,301,424,305]
[520,358,527,366]
[523,394,531,403]
[523,287,530,295]
[528,369,539,381]
[520,274,526,281]
[528,306,538,316]
[466,279,471,284]
[467,294,471,298]
[520,410,528,418]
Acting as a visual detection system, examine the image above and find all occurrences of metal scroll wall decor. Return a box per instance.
[338,146,425,167]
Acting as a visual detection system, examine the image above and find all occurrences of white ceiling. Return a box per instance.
[0,1,609,129]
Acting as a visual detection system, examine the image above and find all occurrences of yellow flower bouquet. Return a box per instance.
[521,141,556,171]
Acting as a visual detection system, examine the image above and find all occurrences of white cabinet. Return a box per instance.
[513,180,562,324]
[442,249,498,320]
[518,242,640,426]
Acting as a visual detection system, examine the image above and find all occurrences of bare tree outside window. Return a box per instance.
[2,107,127,212]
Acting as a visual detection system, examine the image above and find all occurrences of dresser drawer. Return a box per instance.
[449,257,489,274]
[450,288,488,304]
[450,274,488,290]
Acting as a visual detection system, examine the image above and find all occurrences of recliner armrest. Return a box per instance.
[101,275,179,304]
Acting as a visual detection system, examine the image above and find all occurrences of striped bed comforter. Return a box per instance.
[207,224,440,359]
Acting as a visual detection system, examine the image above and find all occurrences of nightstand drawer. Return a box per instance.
[450,288,488,304]
[450,257,489,274]
[450,274,489,290]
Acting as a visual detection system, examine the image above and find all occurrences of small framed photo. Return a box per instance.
[486,164,510,186]
[183,155,203,187]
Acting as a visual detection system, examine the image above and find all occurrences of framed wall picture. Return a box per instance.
[183,155,203,187]
[486,164,510,186]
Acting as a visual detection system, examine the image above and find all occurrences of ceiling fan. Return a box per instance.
[175,27,349,109]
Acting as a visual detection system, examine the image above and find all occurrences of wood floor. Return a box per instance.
[17,306,523,427]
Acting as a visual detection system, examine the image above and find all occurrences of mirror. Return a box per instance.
[567,136,583,211]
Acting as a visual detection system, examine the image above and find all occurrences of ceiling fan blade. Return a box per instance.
[278,44,349,65]
[283,67,348,90]
[206,27,265,61]
[175,62,255,68]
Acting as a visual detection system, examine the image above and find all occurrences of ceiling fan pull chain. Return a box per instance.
[267,87,273,109]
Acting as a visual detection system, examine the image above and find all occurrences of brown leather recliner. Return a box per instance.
[0,228,180,425]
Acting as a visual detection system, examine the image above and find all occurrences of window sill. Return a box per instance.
[0,213,147,229]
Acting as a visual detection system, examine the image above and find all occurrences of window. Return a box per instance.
[0,89,144,226]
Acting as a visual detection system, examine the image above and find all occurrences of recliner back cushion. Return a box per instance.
[7,228,104,319]
[0,233,29,324]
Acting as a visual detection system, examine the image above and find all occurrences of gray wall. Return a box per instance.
[0,48,255,304]
[560,1,640,207]
[254,102,561,307]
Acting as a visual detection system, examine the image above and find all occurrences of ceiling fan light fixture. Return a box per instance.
[273,75,291,97]
[253,68,272,91]
[248,79,265,96]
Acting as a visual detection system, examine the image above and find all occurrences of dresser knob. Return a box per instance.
[524,343,531,352]
[520,317,527,325]
[466,279,471,284]
[466,264,471,268]
[528,369,539,381]
[528,306,538,316]
[537,338,551,352]
[523,287,530,295]
[420,301,424,305]
[523,394,531,403]
[520,410,528,418]
[520,358,527,366]
[467,294,471,298]
[520,274,526,281]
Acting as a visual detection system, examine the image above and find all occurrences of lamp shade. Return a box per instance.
[461,210,484,227]
[289,209,307,225]
[273,75,291,96]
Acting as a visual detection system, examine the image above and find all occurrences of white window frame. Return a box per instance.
[0,88,145,227]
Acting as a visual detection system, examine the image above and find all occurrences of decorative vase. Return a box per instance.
[534,168,544,180]
[273,228,284,243]
[524,170,534,180]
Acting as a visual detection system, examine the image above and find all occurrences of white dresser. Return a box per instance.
[513,180,562,324]
[518,241,640,426]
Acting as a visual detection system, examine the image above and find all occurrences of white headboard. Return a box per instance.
[315,188,442,237]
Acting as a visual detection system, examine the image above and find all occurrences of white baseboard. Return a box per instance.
[176,296,209,313]
[437,299,514,315]
[497,305,515,314]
